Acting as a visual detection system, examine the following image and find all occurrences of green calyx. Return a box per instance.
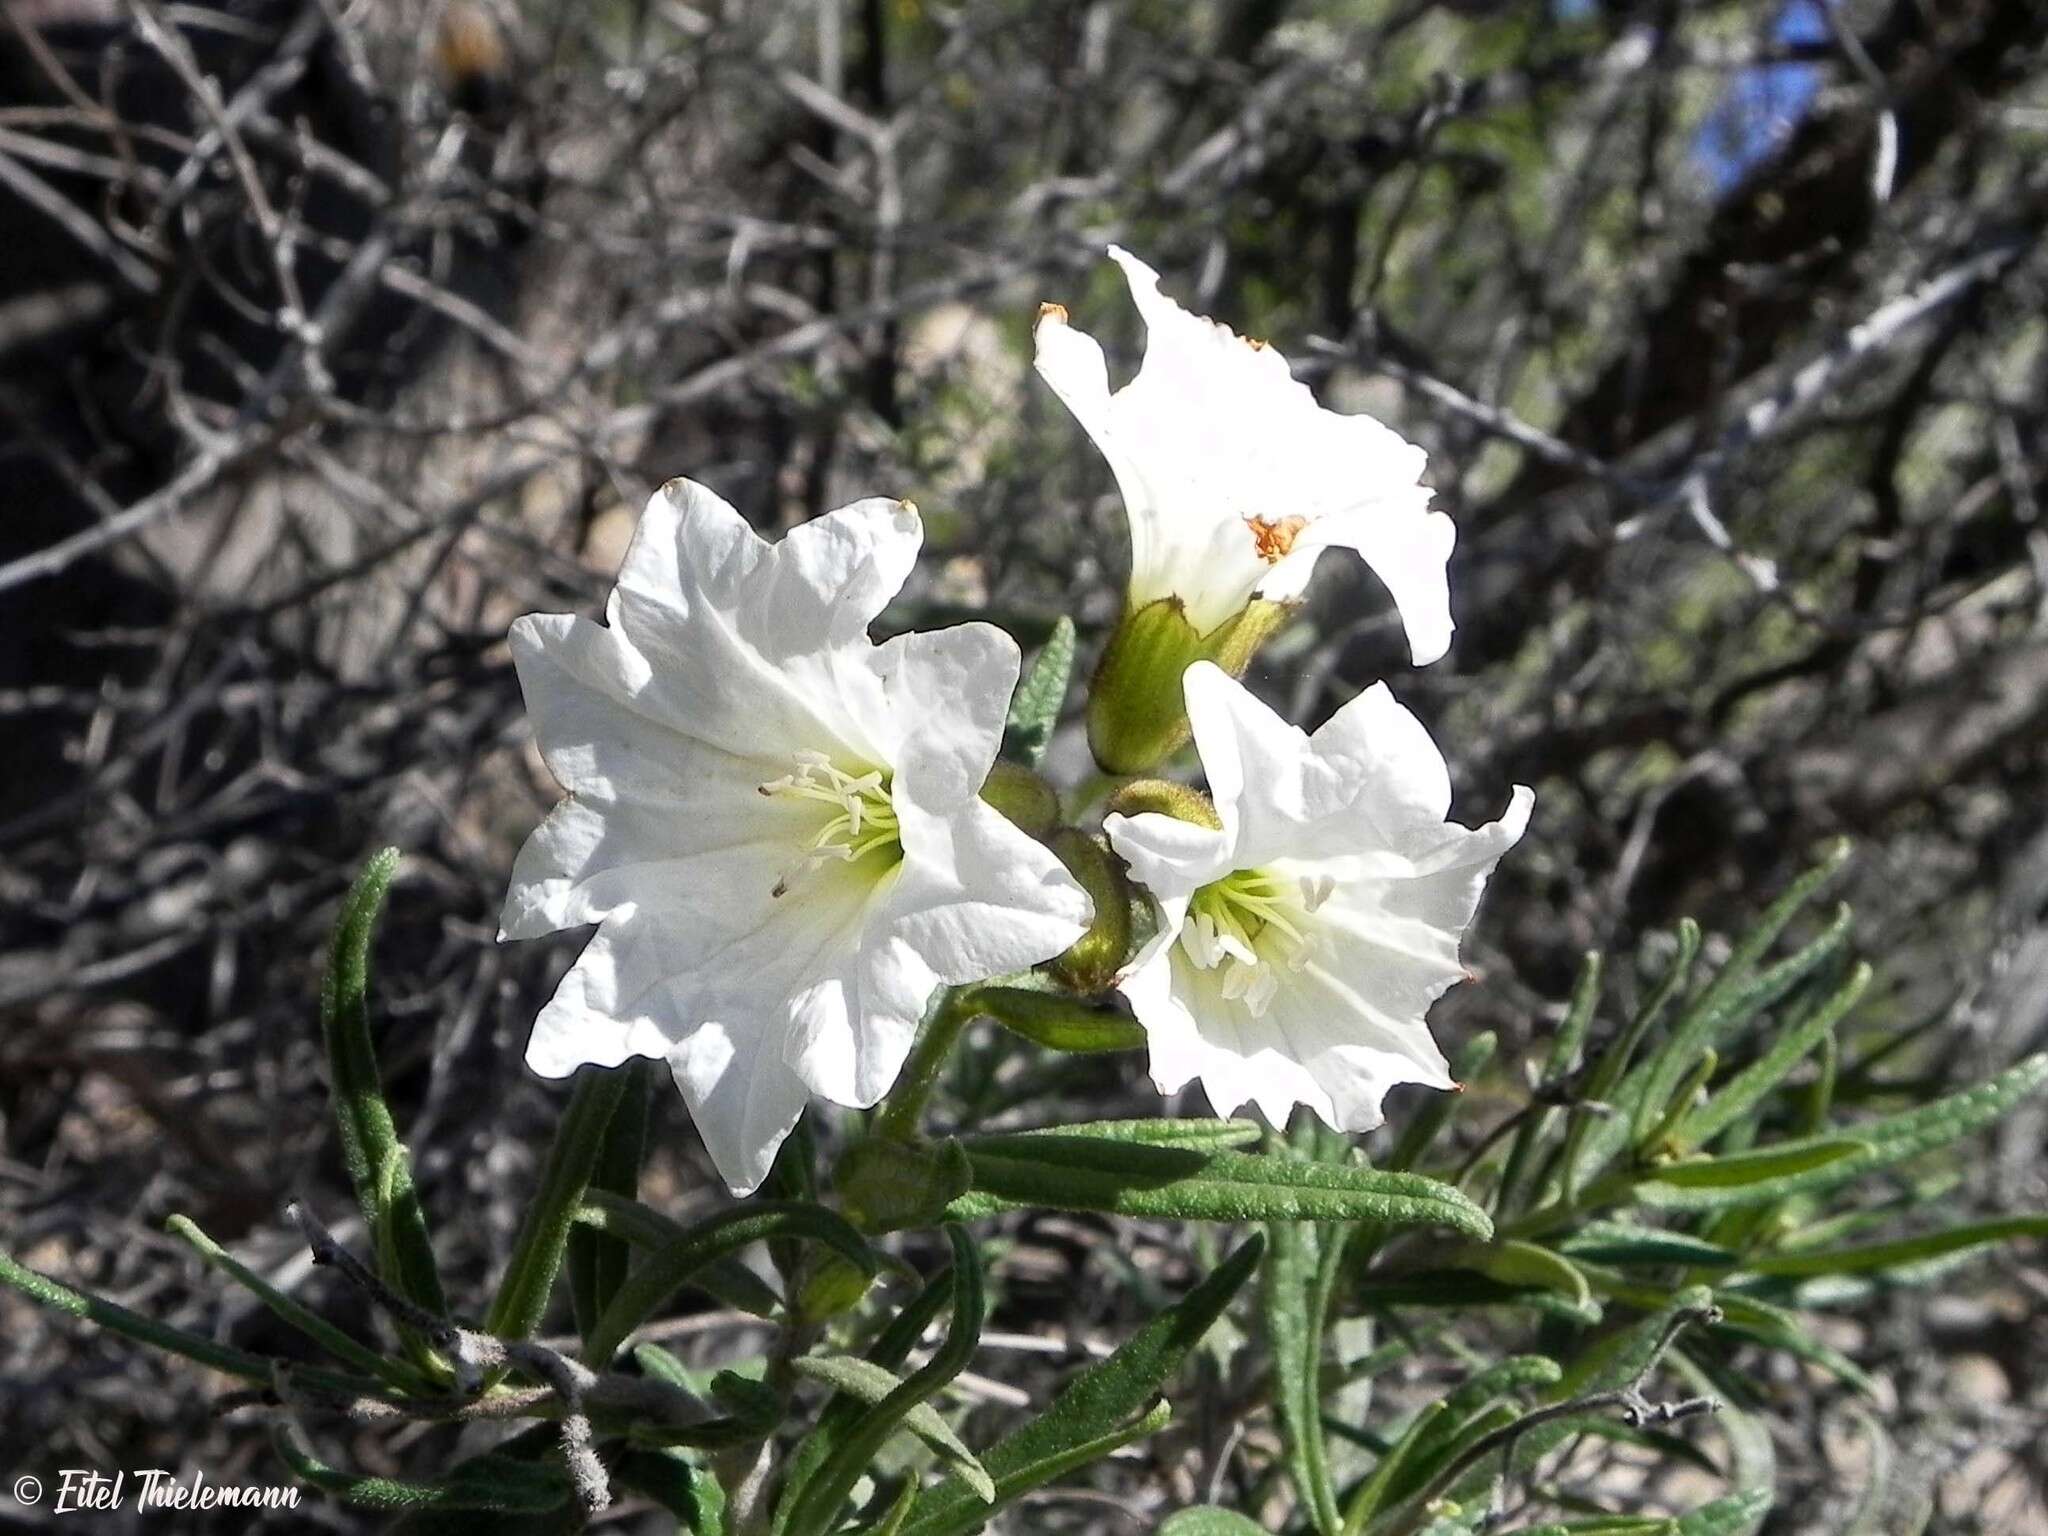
[834,1137,972,1233]
[1085,597,1291,775]
[1105,779,1223,829]
[1045,828,1137,993]
[979,760,1062,837]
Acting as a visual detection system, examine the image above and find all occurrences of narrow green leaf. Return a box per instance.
[613,1449,726,1533]
[1,1243,379,1398]
[1634,886,1852,1147]
[1558,1222,1737,1270]
[948,1141,1491,1236]
[778,1250,961,1524]
[165,1214,426,1393]
[1446,1240,1598,1321]
[865,1480,920,1536]
[1561,922,1701,1199]
[572,1193,783,1317]
[1677,963,1870,1150]
[319,847,447,1317]
[1002,614,1077,766]
[570,1060,653,1346]
[1502,953,1602,1212]
[968,1119,1264,1151]
[488,1064,636,1341]
[792,1355,994,1499]
[274,1426,570,1512]
[1636,1138,1869,1192]
[586,1202,876,1365]
[1266,1217,1341,1534]
[901,1235,1264,1536]
[1671,1489,1770,1536]
[1340,1399,1446,1535]
[783,1227,986,1536]
[1159,1509,1269,1536]
[1743,1215,2048,1277]
[1640,1054,2048,1209]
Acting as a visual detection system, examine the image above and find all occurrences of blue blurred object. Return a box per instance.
[1694,1,1830,191]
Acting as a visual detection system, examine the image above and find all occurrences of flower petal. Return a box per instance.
[887,796,1094,985]
[1103,806,1235,907]
[1290,499,1456,665]
[874,622,1018,811]
[1041,248,1449,646]
[665,1018,812,1197]
[523,919,682,1077]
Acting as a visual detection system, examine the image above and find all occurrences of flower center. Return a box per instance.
[1245,514,1310,565]
[1179,866,1333,1017]
[758,750,903,898]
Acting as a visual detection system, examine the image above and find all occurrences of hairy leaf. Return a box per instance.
[319,848,447,1318]
[901,1235,1263,1536]
[948,1140,1491,1235]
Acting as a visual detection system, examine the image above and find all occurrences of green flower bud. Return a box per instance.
[1104,779,1222,828]
[1045,828,1134,993]
[794,1251,874,1324]
[834,1136,971,1233]
[979,760,1062,838]
[1085,597,1290,774]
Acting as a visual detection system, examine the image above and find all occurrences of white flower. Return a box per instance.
[501,479,1093,1194]
[1034,246,1455,662]
[1105,662,1531,1132]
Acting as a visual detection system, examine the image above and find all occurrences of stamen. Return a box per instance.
[1245,514,1310,565]
[757,752,903,898]
[1178,865,1332,1019]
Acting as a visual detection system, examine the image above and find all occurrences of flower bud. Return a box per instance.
[1104,779,1222,828]
[1045,829,1135,993]
[1085,597,1289,774]
[834,1136,972,1233]
[794,1251,874,1324]
[979,760,1062,838]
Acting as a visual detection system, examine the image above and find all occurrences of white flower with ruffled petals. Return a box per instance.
[1035,246,1455,662]
[1105,662,1531,1132]
[501,480,1093,1194]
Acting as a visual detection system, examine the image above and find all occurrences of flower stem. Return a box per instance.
[870,989,978,1142]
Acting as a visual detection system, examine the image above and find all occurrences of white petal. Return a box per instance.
[885,795,1094,984]
[1288,499,1456,665]
[666,1019,811,1197]
[874,622,1018,811]
[600,481,908,764]
[1040,248,1449,644]
[1032,301,1115,443]
[523,919,682,1077]
[1180,661,1317,857]
[1104,807,1235,906]
[620,478,921,662]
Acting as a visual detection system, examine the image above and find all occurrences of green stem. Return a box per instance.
[871,990,977,1142]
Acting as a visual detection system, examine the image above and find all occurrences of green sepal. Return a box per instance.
[836,1136,974,1233]
[1086,597,1289,774]
[980,760,1062,837]
[1045,829,1137,991]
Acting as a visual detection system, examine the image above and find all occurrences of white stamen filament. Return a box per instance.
[758,751,902,897]
[1178,866,1324,1018]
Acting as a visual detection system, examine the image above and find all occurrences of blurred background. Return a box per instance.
[2,0,2046,1529]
